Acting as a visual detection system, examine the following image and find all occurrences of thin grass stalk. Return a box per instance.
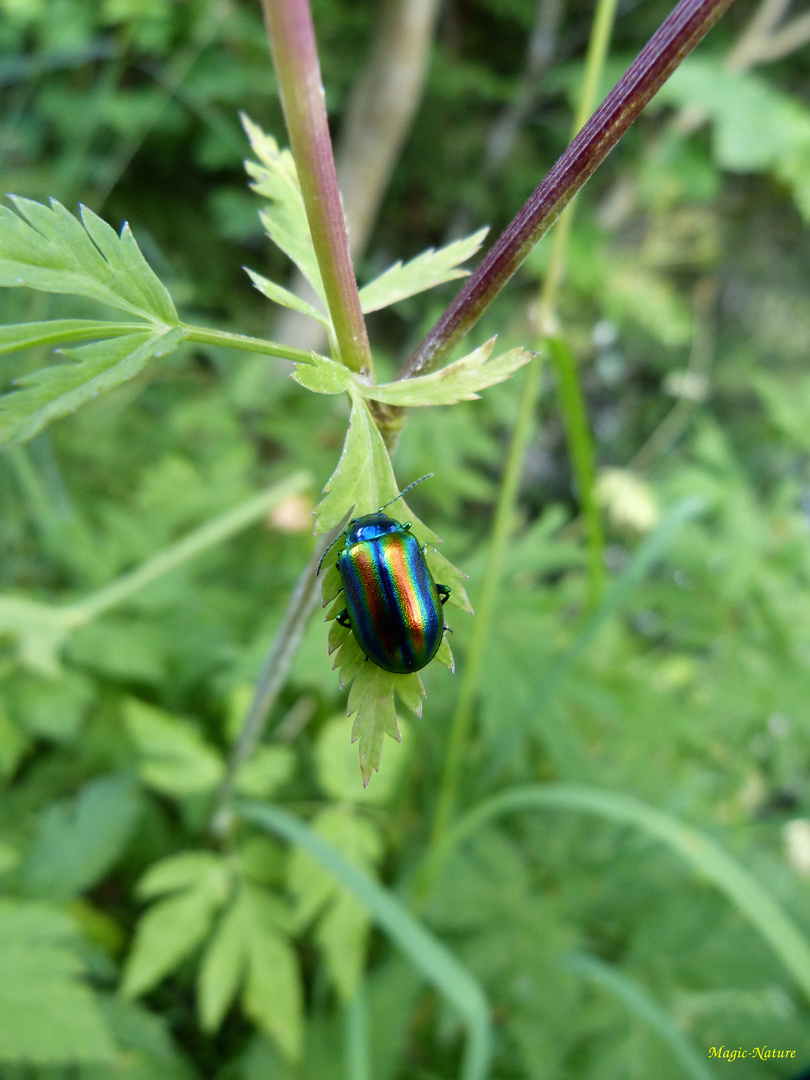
[426,0,618,874]
[444,784,810,1006]
[537,0,618,608]
[425,355,542,876]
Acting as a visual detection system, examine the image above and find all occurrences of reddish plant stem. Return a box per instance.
[399,0,737,380]
[260,0,371,372]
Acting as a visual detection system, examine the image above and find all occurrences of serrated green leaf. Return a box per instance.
[244,267,331,328]
[124,698,224,797]
[314,403,466,772]
[122,859,231,999]
[393,674,425,718]
[198,899,246,1033]
[137,852,225,900]
[358,226,488,313]
[234,745,295,799]
[196,880,300,1055]
[361,339,534,407]
[21,774,142,902]
[0,327,184,448]
[313,396,400,532]
[314,713,410,804]
[288,805,383,1000]
[239,883,303,1062]
[291,352,355,395]
[348,663,402,785]
[0,900,116,1065]
[0,196,176,321]
[87,996,200,1080]
[0,597,70,675]
[0,319,141,356]
[239,801,493,1077]
[242,114,326,306]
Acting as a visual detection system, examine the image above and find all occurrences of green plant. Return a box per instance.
[3,0,810,1077]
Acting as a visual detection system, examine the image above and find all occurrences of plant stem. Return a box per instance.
[536,0,617,611]
[401,0,737,379]
[547,337,606,608]
[180,323,317,364]
[209,527,331,837]
[425,354,542,877]
[425,0,618,879]
[61,473,311,627]
[260,0,372,373]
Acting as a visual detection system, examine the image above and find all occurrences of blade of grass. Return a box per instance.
[444,784,810,1006]
[426,0,618,873]
[343,984,371,1080]
[560,953,716,1080]
[535,0,619,609]
[238,800,493,1080]
[547,335,605,609]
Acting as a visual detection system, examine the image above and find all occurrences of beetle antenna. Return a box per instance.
[315,535,339,577]
[378,473,434,515]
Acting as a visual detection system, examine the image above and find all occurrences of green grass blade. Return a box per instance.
[238,800,493,1080]
[560,953,715,1080]
[547,334,605,608]
[446,784,810,1006]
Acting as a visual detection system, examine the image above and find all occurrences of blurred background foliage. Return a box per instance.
[2,0,810,1076]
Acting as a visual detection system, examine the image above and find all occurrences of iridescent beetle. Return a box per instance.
[317,476,451,674]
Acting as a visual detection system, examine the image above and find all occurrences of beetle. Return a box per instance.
[318,476,451,674]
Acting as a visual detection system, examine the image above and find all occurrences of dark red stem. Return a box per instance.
[399,0,737,379]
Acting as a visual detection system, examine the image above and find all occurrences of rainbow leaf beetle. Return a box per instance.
[318,476,451,674]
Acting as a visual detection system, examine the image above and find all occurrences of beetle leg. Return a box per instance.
[336,609,352,628]
[437,584,451,605]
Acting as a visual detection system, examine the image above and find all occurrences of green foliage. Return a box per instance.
[243,115,330,313]
[2,328,183,447]
[20,774,142,902]
[659,58,810,220]
[0,195,184,446]
[3,2,810,1078]
[0,197,176,320]
[357,227,489,313]
[0,900,116,1065]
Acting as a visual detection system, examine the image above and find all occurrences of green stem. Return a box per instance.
[426,0,617,886]
[426,355,542,873]
[343,985,371,1080]
[259,0,372,373]
[210,525,330,836]
[61,473,311,627]
[536,0,617,609]
[180,323,317,364]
